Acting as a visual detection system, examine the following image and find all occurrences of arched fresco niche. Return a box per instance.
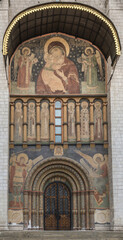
[80,100,90,142]
[14,100,23,142]
[68,100,76,142]
[10,33,106,95]
[27,100,36,141]
[40,100,49,142]
[94,100,103,141]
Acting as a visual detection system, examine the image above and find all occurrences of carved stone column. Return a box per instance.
[32,192,36,228]
[80,192,86,229]
[103,102,108,148]
[77,192,81,229]
[50,102,54,149]
[23,102,28,147]
[85,191,89,229]
[76,102,81,148]
[10,102,14,147]
[72,192,78,230]
[89,190,95,229]
[36,102,41,147]
[23,191,29,229]
[90,102,95,147]
[39,192,44,230]
[63,102,68,149]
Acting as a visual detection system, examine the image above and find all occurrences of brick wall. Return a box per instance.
[0,0,9,230]
[108,0,123,230]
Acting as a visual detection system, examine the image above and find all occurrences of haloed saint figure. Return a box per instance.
[15,47,38,89]
[36,37,80,94]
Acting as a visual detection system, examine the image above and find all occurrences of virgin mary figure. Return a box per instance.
[36,37,80,94]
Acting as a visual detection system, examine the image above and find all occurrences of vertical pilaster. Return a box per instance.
[36,102,41,144]
[23,191,29,229]
[10,102,14,144]
[50,102,54,149]
[90,102,95,147]
[103,102,108,148]
[23,102,28,147]
[63,102,68,148]
[76,102,81,148]
[40,193,43,230]
[72,192,78,230]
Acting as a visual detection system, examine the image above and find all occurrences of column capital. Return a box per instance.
[23,102,28,107]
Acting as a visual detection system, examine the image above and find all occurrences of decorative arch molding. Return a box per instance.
[3,2,121,65]
[23,157,94,230]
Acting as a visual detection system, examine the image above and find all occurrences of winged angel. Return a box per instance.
[75,150,108,205]
[77,47,103,87]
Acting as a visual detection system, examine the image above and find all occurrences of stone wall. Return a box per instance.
[108,0,123,230]
[0,0,123,231]
[0,0,9,230]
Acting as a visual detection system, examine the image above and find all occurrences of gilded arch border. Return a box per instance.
[3,2,121,58]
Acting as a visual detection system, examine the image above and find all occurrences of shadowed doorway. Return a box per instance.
[44,182,71,230]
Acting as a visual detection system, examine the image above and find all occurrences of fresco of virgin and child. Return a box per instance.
[10,33,106,95]
[36,38,80,94]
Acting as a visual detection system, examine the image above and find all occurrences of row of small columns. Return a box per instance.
[23,190,94,230]
[10,99,108,149]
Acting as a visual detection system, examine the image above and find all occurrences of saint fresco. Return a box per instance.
[10,33,106,95]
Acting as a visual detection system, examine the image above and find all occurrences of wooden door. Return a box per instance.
[44,182,71,230]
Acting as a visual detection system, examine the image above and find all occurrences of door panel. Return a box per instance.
[44,182,71,230]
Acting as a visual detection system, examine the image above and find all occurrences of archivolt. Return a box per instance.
[23,157,94,230]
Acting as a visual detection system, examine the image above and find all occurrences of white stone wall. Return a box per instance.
[108,0,123,230]
[0,0,123,230]
[0,0,9,230]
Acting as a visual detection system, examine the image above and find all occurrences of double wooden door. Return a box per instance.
[44,182,71,230]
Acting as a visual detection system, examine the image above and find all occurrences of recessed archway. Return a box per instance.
[23,157,94,230]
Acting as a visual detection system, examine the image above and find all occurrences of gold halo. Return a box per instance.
[17,153,28,163]
[44,37,70,56]
[22,47,31,55]
[94,101,102,108]
[93,153,104,164]
[85,47,94,55]
[81,101,88,108]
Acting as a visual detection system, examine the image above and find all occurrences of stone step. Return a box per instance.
[0,231,123,240]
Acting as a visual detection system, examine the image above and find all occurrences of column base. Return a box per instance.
[0,225,9,230]
[8,224,23,230]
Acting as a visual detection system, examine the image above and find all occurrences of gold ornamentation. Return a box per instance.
[3,3,121,56]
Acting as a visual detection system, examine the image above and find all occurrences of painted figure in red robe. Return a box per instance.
[16,47,37,88]
[36,40,80,94]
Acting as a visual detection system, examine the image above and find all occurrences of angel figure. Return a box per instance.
[77,47,103,87]
[14,47,38,88]
[74,150,108,206]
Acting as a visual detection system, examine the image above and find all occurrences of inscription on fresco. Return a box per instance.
[10,33,106,95]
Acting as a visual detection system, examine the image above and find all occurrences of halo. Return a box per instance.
[22,47,31,56]
[94,101,102,108]
[81,101,88,108]
[44,37,70,56]
[85,47,94,55]
[93,153,104,164]
[17,153,28,163]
